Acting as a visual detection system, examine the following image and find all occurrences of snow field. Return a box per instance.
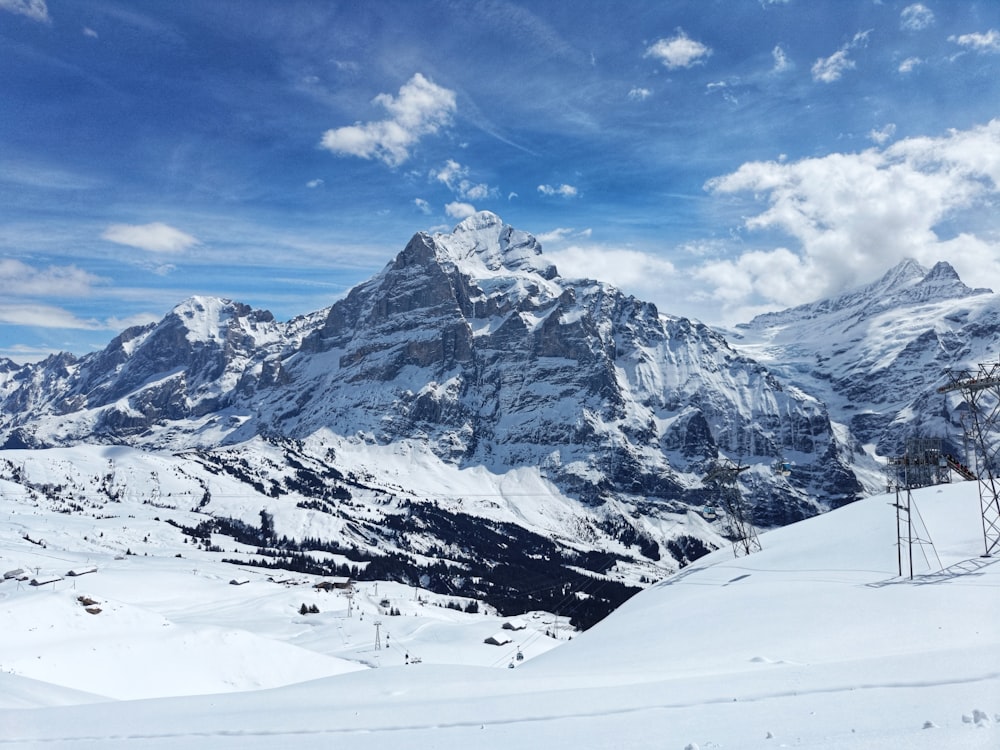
[1,466,998,748]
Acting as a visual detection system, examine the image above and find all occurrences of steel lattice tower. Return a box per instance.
[704,459,762,557]
[938,361,1000,557]
[886,439,942,578]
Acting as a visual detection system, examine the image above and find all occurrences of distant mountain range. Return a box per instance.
[1,213,995,625]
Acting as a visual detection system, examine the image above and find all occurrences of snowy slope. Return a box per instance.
[1,472,996,748]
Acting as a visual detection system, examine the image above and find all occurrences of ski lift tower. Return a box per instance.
[704,458,762,557]
[938,361,1000,557]
[886,438,943,579]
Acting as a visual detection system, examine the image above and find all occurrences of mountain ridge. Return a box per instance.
[0,215,996,620]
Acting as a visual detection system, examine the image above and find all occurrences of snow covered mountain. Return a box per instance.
[729,259,999,482]
[1,217,992,624]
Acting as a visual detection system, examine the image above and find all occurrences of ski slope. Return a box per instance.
[1,478,998,749]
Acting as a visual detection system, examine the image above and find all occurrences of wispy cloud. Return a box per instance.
[0,258,104,298]
[0,0,49,23]
[0,160,101,191]
[306,178,323,188]
[898,56,922,74]
[771,45,791,73]
[900,4,934,32]
[949,29,1000,53]
[319,73,456,167]
[102,222,199,253]
[811,30,871,83]
[0,303,102,330]
[702,119,1000,317]
[868,123,896,145]
[536,227,591,244]
[83,26,98,38]
[628,87,651,101]
[645,30,712,70]
[414,198,432,214]
[431,160,493,201]
[538,184,578,198]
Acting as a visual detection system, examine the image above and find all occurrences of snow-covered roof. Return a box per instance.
[502,618,528,631]
[483,632,513,646]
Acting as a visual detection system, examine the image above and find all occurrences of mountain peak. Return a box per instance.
[890,259,992,305]
[870,258,927,295]
[434,212,558,280]
[922,260,960,283]
[452,210,504,233]
[743,257,989,331]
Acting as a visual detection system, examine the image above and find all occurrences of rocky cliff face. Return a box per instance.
[234,212,854,523]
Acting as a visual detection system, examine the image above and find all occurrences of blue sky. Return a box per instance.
[2,0,1000,362]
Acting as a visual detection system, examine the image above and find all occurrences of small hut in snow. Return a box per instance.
[483,632,514,646]
[30,575,63,587]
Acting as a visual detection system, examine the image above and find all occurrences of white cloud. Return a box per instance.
[0,0,49,22]
[306,178,324,188]
[537,183,578,198]
[0,258,103,297]
[811,30,871,83]
[868,123,896,145]
[645,30,712,70]
[536,227,592,245]
[537,227,574,243]
[701,120,1000,316]
[432,159,464,188]
[628,87,651,101]
[414,198,431,214]
[151,263,176,277]
[83,26,98,38]
[319,73,456,167]
[462,183,490,200]
[445,201,477,219]
[949,29,1000,53]
[811,50,853,83]
[0,303,102,330]
[900,4,934,31]
[898,56,922,73]
[546,244,677,298]
[102,222,198,253]
[431,159,492,201]
[771,45,791,73]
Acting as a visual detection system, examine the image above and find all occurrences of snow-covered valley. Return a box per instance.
[2,466,997,748]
